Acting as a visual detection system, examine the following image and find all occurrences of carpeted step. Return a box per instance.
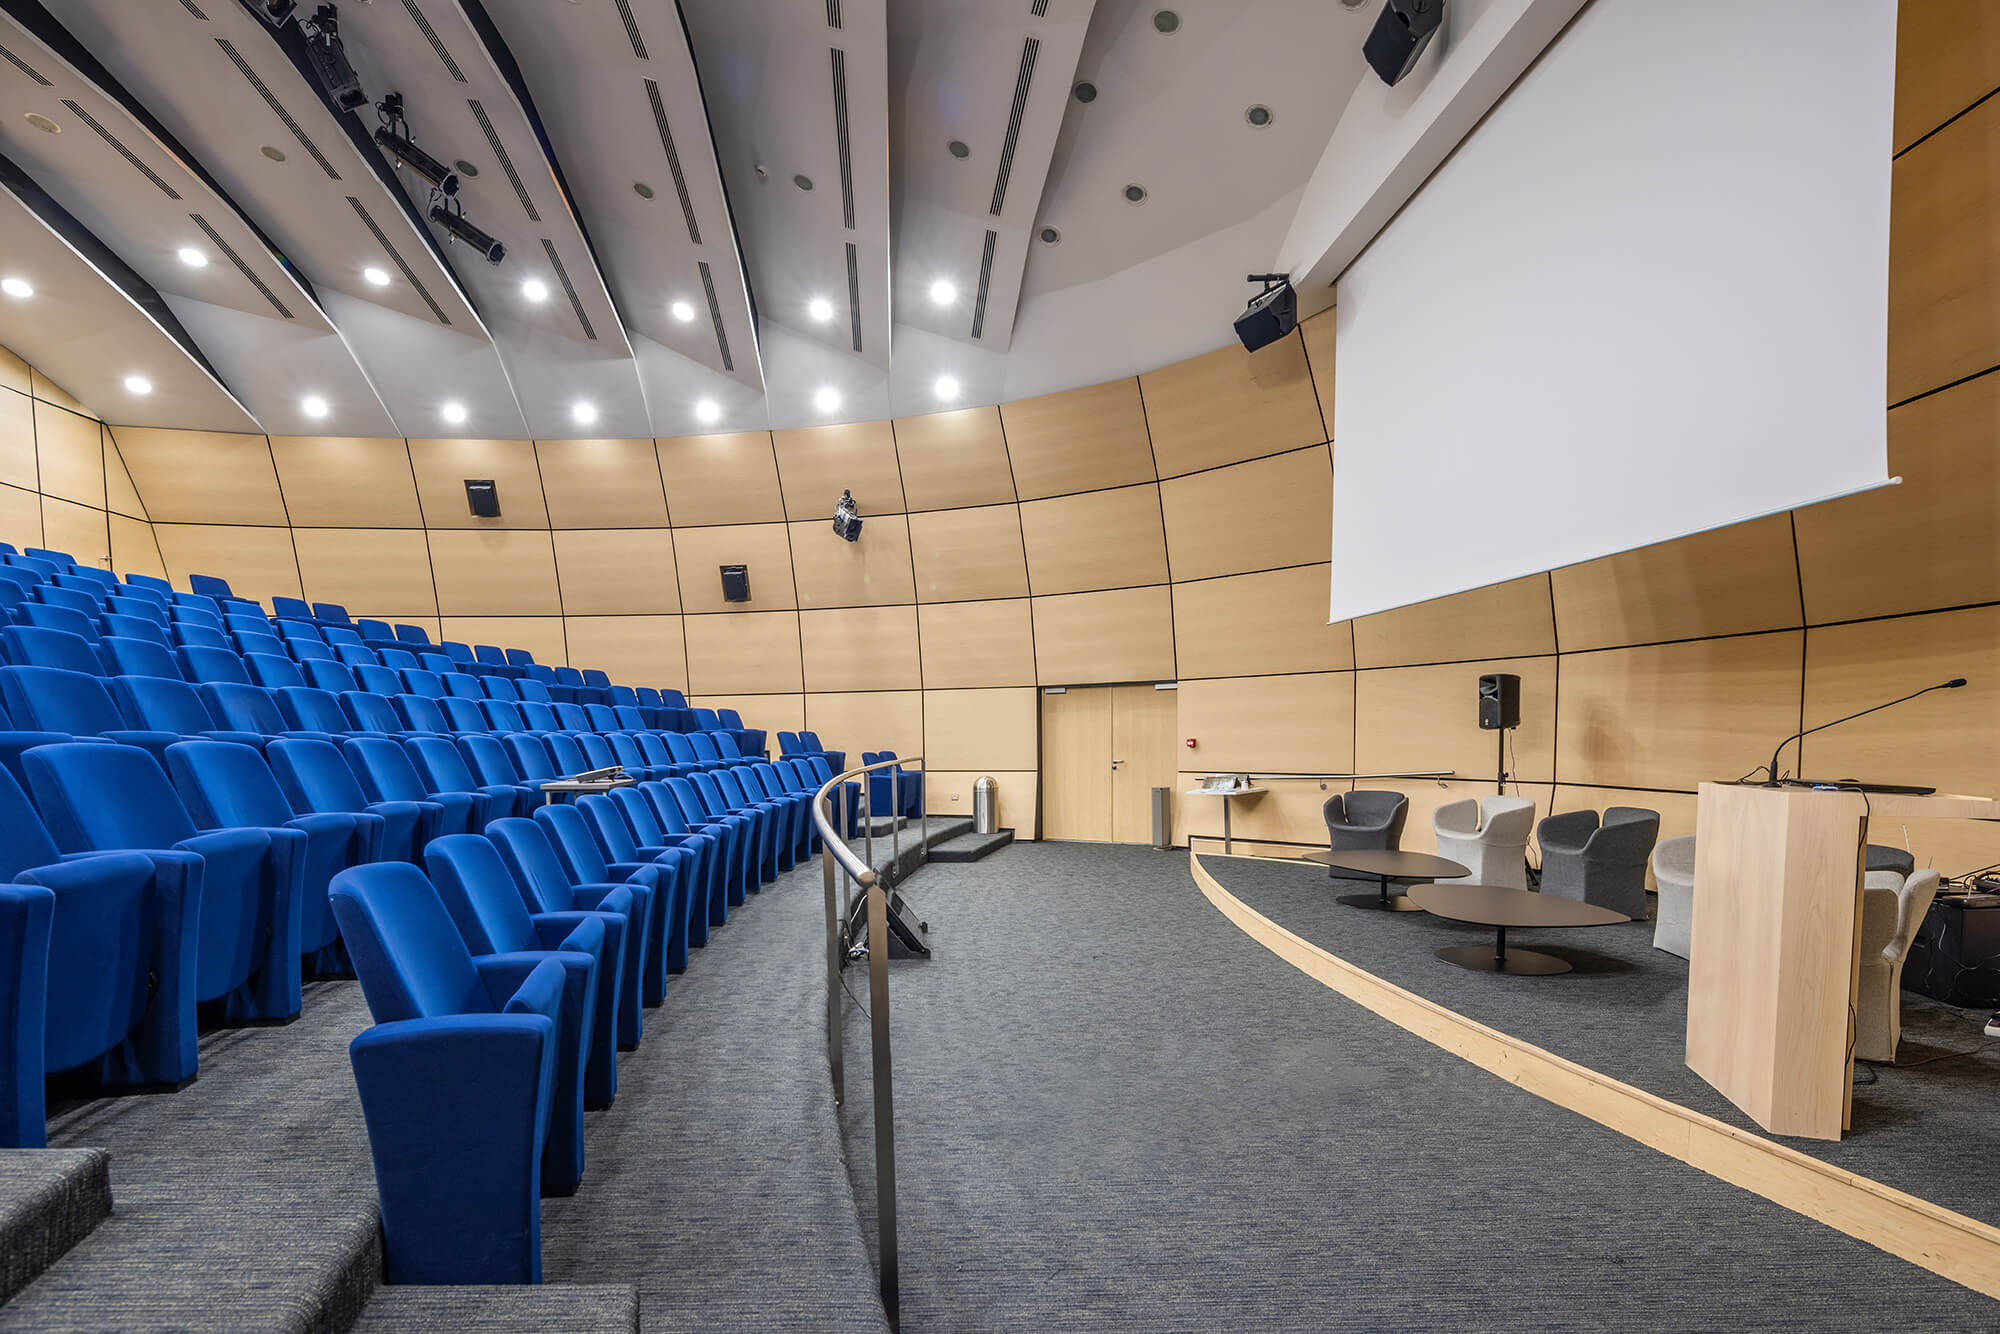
[351,1283,640,1332]
[0,1148,112,1306]
[928,829,1015,863]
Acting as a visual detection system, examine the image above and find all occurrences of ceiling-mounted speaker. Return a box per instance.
[1364,0,1445,87]
[465,479,500,517]
[720,565,751,603]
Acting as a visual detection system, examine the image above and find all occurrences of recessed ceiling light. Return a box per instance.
[1245,104,1274,128]
[1123,183,1148,205]
[571,400,599,426]
[813,386,841,413]
[694,398,721,424]
[301,394,329,420]
[177,247,209,268]
[933,375,960,401]
[1038,226,1061,246]
[123,374,153,396]
[1073,82,1097,103]
[634,181,655,199]
[454,159,480,178]
[261,145,288,162]
[793,173,814,192]
[948,139,970,159]
[363,265,391,287]
[441,400,468,424]
[929,279,957,306]
[0,277,31,299]
[670,299,696,322]
[24,113,59,135]
[1153,9,1181,33]
[522,278,549,302]
[807,296,835,323]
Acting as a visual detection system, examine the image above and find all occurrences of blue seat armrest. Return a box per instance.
[568,883,635,916]
[475,951,589,1014]
[528,913,607,956]
[200,729,274,749]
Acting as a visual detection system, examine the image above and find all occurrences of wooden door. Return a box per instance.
[1111,685,1178,843]
[1041,687,1113,840]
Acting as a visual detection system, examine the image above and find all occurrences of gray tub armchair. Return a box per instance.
[1322,791,1409,880]
[1538,807,1660,919]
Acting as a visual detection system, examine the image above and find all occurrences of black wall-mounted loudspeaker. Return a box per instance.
[1478,672,1521,731]
[464,479,500,517]
[720,564,751,603]
[1364,0,1445,87]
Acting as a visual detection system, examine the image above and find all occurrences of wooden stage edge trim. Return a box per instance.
[1190,849,2000,1300]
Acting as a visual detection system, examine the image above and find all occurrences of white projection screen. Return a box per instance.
[1328,0,1896,623]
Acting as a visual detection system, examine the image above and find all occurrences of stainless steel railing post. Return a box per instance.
[918,760,929,867]
[822,824,843,1107]
[867,868,899,1326]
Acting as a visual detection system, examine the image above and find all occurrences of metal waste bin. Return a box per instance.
[972,776,998,835]
[1152,786,1171,850]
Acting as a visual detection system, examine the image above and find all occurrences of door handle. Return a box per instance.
[1111,759,1124,769]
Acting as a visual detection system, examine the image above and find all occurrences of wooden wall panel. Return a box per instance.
[1888,94,2000,403]
[693,693,803,743]
[772,420,906,519]
[0,345,26,396]
[102,435,148,520]
[114,428,288,525]
[999,378,1156,500]
[799,605,923,692]
[924,687,1038,770]
[109,513,165,582]
[1017,483,1168,594]
[1171,565,1352,679]
[0,484,39,546]
[924,770,1037,834]
[427,528,562,615]
[683,611,803,694]
[561,615,688,691]
[1139,332,1325,478]
[1354,658,1557,783]
[292,528,436,616]
[1794,372,2000,624]
[0,388,34,492]
[672,524,797,612]
[439,616,567,667]
[1893,0,2000,153]
[789,514,916,608]
[1300,304,1336,425]
[1550,514,1803,653]
[804,691,923,765]
[1557,632,1803,791]
[1352,574,1557,668]
[908,504,1029,602]
[657,432,785,525]
[269,436,422,527]
[153,523,301,603]
[33,403,101,508]
[1160,445,1331,582]
[916,599,1036,687]
[1031,586,1175,685]
[552,528,681,615]
[893,406,1016,511]
[407,438,548,529]
[40,496,108,568]
[30,372,91,417]
[536,438,669,528]
[1177,672,1353,774]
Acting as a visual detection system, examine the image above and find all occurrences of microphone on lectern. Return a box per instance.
[1757,679,1968,787]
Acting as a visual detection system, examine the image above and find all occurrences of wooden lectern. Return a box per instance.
[1686,783,2000,1141]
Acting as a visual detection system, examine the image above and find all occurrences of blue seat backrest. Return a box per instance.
[302,658,359,693]
[517,701,559,732]
[123,572,173,596]
[394,624,432,646]
[198,681,287,735]
[525,664,558,685]
[271,596,314,622]
[104,594,168,623]
[101,636,183,680]
[323,626,363,647]
[635,687,662,708]
[552,666,584,687]
[480,676,522,701]
[441,672,485,700]
[357,619,396,642]
[232,633,286,659]
[355,663,402,695]
[439,697,490,733]
[504,648,535,667]
[275,619,323,643]
[289,638,335,663]
[516,679,551,704]
[458,733,522,784]
[1,664,123,732]
[111,675,219,734]
[608,685,639,708]
[244,652,306,690]
[3,554,57,580]
[187,573,233,599]
[584,703,619,731]
[580,669,610,690]
[334,643,381,668]
[0,763,67,876]
[552,703,590,731]
[691,707,720,731]
[328,862,489,1021]
[266,737,368,814]
[171,624,230,651]
[613,706,648,731]
[19,602,99,641]
[393,694,449,734]
[4,625,104,675]
[23,740,199,851]
[342,735,428,802]
[170,605,222,628]
[501,733,559,782]
[400,669,445,698]
[442,641,474,664]
[224,612,269,636]
[164,738,295,829]
[473,644,506,666]
[311,602,352,625]
[480,699,528,733]
[659,689,688,708]
[64,567,118,593]
[36,584,101,615]
[179,644,251,686]
[24,547,74,566]
[340,691,405,735]
[101,614,169,646]
[275,686,352,734]
[377,647,419,670]
[418,654,452,675]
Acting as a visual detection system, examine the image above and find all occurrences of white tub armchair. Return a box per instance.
[1855,868,1941,1064]
[1432,795,1536,890]
[1650,835,1697,959]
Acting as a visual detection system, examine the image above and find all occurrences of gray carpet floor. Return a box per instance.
[835,841,2000,1332]
[1221,854,2000,1231]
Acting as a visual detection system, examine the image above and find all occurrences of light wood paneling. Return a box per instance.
[789,514,916,608]
[1794,373,2000,624]
[799,605,922,692]
[552,528,681,615]
[1352,574,1557,668]
[1140,332,1326,478]
[109,513,165,582]
[1353,658,1556,783]
[113,428,289,525]
[916,599,1036,687]
[1176,672,1353,774]
[153,523,302,602]
[1041,686,1112,840]
[924,770,1037,834]
[1238,778,1559,857]
[684,611,803,694]
[1031,585,1175,685]
[1111,683,1179,843]
[1160,444,1332,582]
[102,433,148,520]
[0,345,26,396]
[40,496,108,568]
[1174,776,1324,849]
[924,687,1037,770]
[292,528,437,616]
[908,504,1029,602]
[1557,632,1804,790]
[562,615,688,691]
[695,693,802,743]
[32,403,101,508]
[672,523,797,613]
[1300,303,1336,428]
[1889,93,2000,404]
[804,690,923,766]
[407,438,548,529]
[657,432,785,526]
[269,436,422,527]
[0,483,40,546]
[0,388,34,492]
[427,528,562,615]
[1802,605,2000,798]
[536,438,669,528]
[1172,565,1352,679]
[1894,0,2000,153]
[30,372,92,417]
[893,406,1016,511]
[439,616,567,667]
[1017,483,1168,594]
[1551,514,1803,653]
[999,378,1156,500]
[772,420,906,519]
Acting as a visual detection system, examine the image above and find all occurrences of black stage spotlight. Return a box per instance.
[831,489,862,543]
[1364,0,1446,88]
[1235,273,1297,353]
[375,94,460,196]
[301,5,367,111]
[259,0,298,25]
[429,200,505,265]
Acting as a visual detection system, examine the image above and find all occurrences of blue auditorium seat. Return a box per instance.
[63,568,118,595]
[311,602,354,628]
[244,652,306,690]
[267,738,432,864]
[863,750,924,820]
[657,776,759,904]
[390,694,452,737]
[289,638,335,664]
[232,632,287,660]
[109,675,269,751]
[343,736,480,835]
[35,584,102,616]
[179,644,252,686]
[479,676,522,701]
[171,624,230,652]
[441,672,485,701]
[437,697,493,734]
[796,730,845,772]
[104,594,168,623]
[4,625,105,675]
[339,691,409,736]
[570,793,703,975]
[353,663,402,695]
[596,785,726,941]
[503,648,534,668]
[323,626,363,647]
[377,647,420,671]
[394,624,432,646]
[198,681,327,744]
[123,573,173,597]
[0,665,179,761]
[716,708,765,756]
[23,547,74,565]
[187,573,233,600]
[405,736,533,822]
[271,596,314,623]
[100,614,170,647]
[400,669,445,699]
[274,620,323,645]
[17,602,99,641]
[25,741,303,1021]
[330,863,562,1284]
[441,641,475,665]
[275,686,374,738]
[474,645,508,668]
[301,659,359,694]
[357,619,397,642]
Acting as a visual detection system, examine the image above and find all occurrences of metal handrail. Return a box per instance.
[812,753,925,1329]
[1192,770,1457,782]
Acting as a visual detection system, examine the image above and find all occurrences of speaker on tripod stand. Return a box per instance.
[1478,673,1520,793]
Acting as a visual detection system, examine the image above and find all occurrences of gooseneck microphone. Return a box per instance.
[1759,679,1968,787]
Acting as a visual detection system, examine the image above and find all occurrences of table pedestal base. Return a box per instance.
[1437,927,1570,976]
[1338,892,1425,912]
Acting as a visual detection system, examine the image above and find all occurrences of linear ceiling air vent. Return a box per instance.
[177,0,210,18]
[346,195,450,324]
[826,0,843,29]
[845,241,861,353]
[61,100,183,199]
[991,37,1039,216]
[467,98,539,223]
[217,39,341,180]
[613,0,648,58]
[971,228,997,339]
[1031,0,1049,15]
[0,43,53,86]
[698,260,732,371]
[831,48,854,230]
[541,239,595,341]
[401,0,467,82]
[643,78,700,245]
[189,213,292,318]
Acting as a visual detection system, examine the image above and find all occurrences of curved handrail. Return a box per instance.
[811,752,924,886]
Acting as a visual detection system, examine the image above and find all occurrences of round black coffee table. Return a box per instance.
[1405,883,1628,975]
[1302,849,1470,912]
